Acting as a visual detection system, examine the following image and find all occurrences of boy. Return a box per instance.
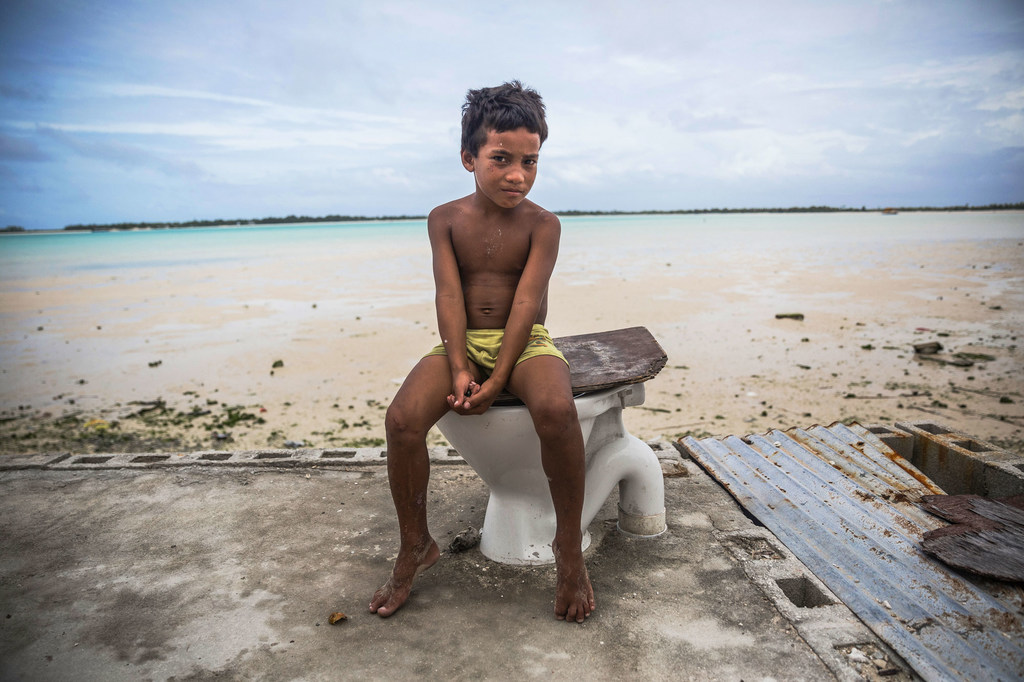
[369,81,595,623]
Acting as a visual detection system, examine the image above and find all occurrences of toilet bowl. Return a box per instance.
[436,383,667,565]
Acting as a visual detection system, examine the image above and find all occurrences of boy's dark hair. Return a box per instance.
[461,81,548,157]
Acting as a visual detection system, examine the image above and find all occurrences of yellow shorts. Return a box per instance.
[425,324,568,374]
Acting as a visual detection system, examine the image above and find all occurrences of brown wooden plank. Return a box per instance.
[920,494,1024,582]
[493,326,667,405]
[558,326,667,392]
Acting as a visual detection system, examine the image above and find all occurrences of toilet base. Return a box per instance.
[439,384,667,566]
[618,505,667,537]
[481,529,592,566]
[476,487,593,565]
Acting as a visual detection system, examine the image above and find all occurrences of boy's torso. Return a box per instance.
[442,196,552,329]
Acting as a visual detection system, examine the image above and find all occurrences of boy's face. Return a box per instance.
[461,127,541,210]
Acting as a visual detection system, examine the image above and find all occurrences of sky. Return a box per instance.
[1,0,1023,230]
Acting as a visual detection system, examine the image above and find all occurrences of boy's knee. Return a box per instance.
[531,396,578,439]
[385,404,426,442]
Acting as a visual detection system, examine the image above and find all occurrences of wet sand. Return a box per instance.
[1,231,1022,455]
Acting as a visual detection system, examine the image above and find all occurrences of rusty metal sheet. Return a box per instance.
[679,424,1024,682]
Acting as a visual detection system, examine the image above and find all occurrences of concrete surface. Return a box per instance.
[0,447,906,681]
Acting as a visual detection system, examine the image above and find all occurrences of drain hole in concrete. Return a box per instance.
[867,426,895,435]
[73,456,112,465]
[131,455,170,463]
[916,423,951,436]
[256,452,291,459]
[776,576,833,608]
[447,448,461,457]
[199,453,232,461]
[321,450,356,459]
[731,534,783,560]
[950,439,994,453]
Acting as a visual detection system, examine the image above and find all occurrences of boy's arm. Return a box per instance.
[460,212,561,413]
[428,207,477,407]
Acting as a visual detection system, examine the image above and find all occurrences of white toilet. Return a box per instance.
[437,382,667,565]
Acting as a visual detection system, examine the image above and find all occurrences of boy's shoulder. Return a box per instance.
[428,196,559,229]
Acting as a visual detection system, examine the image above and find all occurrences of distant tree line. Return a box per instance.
[61,202,1024,232]
[2,225,26,232]
[63,214,426,232]
[556,202,1024,216]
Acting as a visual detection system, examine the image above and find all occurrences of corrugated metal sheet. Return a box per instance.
[680,422,1024,682]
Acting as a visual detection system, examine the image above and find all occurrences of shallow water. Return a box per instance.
[3,211,1022,285]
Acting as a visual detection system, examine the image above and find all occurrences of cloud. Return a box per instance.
[1,0,1021,229]
[38,126,205,177]
[98,84,271,108]
[0,132,50,161]
[0,82,47,102]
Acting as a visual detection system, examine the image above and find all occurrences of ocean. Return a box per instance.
[3,211,1022,287]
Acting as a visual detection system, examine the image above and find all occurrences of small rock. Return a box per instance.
[660,459,689,477]
[283,440,304,448]
[913,341,942,355]
[447,526,481,553]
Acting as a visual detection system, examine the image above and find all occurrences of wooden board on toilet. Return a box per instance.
[494,326,668,404]
[558,326,668,392]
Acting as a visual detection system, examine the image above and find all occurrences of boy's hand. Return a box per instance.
[452,379,502,415]
[448,370,480,410]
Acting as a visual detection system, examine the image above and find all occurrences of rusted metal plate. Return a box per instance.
[921,494,1024,583]
[494,326,667,404]
[679,423,1024,682]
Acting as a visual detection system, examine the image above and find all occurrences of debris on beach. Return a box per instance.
[328,612,347,625]
[775,313,804,321]
[83,418,110,432]
[913,342,942,355]
[920,494,1024,582]
[128,399,166,416]
[148,360,162,368]
[446,526,481,554]
[916,354,974,368]
[660,459,689,477]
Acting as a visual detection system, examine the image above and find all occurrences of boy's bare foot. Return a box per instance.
[552,540,595,623]
[369,538,440,617]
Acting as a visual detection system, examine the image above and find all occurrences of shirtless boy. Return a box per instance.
[369,81,595,623]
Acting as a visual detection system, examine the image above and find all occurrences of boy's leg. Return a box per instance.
[506,356,595,623]
[370,355,454,617]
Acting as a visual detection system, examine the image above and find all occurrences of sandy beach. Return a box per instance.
[1,216,1022,456]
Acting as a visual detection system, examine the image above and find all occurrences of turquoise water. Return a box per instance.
[0,220,424,282]
[2,212,1022,284]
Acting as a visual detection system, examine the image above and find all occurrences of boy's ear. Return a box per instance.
[461,149,476,172]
